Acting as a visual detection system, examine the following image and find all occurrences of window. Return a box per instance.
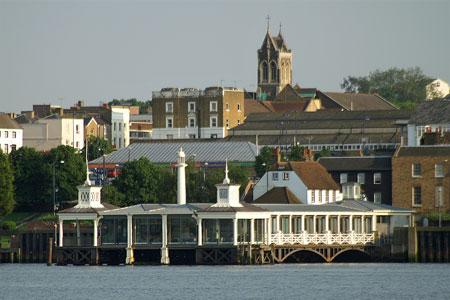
[357,173,365,184]
[166,102,173,113]
[210,101,217,112]
[412,163,421,177]
[12,131,16,138]
[326,191,329,203]
[11,144,16,152]
[226,103,229,111]
[166,117,173,128]
[435,163,444,178]
[374,192,382,204]
[262,62,268,81]
[4,131,8,138]
[270,62,277,81]
[0,131,1,137]
[90,129,94,135]
[374,173,381,184]
[413,186,422,207]
[76,141,79,148]
[226,119,229,128]
[118,123,122,131]
[283,172,289,180]
[332,191,336,202]
[114,122,116,131]
[272,172,279,181]
[75,125,79,133]
[237,103,241,112]
[340,173,348,184]
[4,144,9,154]
[188,102,195,112]
[210,116,217,128]
[118,139,121,149]
[189,117,195,128]
[237,119,240,125]
[436,186,444,208]
[311,191,315,203]
[318,191,322,203]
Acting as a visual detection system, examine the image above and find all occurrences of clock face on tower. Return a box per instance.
[219,189,228,199]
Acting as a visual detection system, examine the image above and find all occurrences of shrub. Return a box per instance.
[1,221,17,230]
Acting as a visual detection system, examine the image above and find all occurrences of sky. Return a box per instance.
[1,0,449,114]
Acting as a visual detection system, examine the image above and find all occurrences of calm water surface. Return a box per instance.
[1,263,449,300]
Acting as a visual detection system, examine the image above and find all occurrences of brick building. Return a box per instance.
[392,146,450,217]
[152,87,244,139]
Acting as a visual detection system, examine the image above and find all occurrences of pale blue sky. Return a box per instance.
[1,0,449,113]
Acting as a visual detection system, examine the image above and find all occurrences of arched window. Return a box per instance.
[271,62,277,82]
[262,62,268,82]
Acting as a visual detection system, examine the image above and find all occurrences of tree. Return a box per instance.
[229,164,250,195]
[341,67,434,109]
[0,151,14,216]
[45,146,86,208]
[318,148,331,158]
[109,98,152,114]
[288,145,307,161]
[82,136,114,161]
[111,158,176,206]
[101,185,126,207]
[9,147,51,211]
[255,147,273,177]
[185,159,208,203]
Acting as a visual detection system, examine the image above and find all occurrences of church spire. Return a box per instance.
[266,14,271,33]
[223,159,230,184]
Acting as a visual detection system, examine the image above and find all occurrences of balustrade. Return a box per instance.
[268,231,374,245]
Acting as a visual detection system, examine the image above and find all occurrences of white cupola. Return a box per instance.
[213,160,242,207]
[74,143,104,209]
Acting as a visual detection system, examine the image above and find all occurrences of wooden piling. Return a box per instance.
[47,238,53,266]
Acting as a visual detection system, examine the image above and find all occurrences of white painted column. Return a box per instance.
[325,215,329,232]
[267,218,272,244]
[301,215,305,232]
[233,218,238,245]
[372,215,377,232]
[250,219,255,244]
[349,215,353,232]
[313,216,317,233]
[361,215,365,234]
[276,215,280,232]
[93,218,98,247]
[126,214,134,265]
[198,218,203,246]
[58,219,64,247]
[161,215,170,264]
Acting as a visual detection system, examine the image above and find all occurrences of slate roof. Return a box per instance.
[90,141,258,165]
[0,114,22,129]
[395,146,450,157]
[253,187,303,204]
[244,99,271,117]
[197,202,269,213]
[408,101,450,124]
[59,203,118,214]
[318,91,398,111]
[262,101,308,113]
[318,156,392,171]
[285,162,341,190]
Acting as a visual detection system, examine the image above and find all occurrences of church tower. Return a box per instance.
[257,21,292,100]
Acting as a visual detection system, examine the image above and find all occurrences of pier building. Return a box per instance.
[57,149,413,265]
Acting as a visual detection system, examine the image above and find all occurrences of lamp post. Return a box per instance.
[52,160,64,215]
[204,162,208,181]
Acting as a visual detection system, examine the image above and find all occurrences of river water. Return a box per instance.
[1,263,449,300]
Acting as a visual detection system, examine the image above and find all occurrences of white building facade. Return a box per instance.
[111,106,130,150]
[0,115,23,154]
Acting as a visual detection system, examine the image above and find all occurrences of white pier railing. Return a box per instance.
[270,231,375,245]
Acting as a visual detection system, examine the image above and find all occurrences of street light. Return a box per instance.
[204,162,208,181]
[52,160,64,215]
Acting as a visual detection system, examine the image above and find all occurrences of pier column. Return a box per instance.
[76,220,81,247]
[250,219,255,244]
[198,218,203,246]
[337,215,341,233]
[126,215,134,265]
[161,215,170,264]
[267,218,272,244]
[233,219,238,245]
[301,215,305,232]
[58,219,64,247]
[93,218,98,247]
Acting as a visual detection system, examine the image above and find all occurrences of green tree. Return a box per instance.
[112,158,176,206]
[186,159,208,203]
[109,98,152,114]
[45,146,86,208]
[101,185,126,207]
[255,147,273,177]
[229,164,250,195]
[341,67,434,109]
[318,148,331,158]
[9,147,51,211]
[288,145,307,161]
[0,151,14,216]
[82,136,114,161]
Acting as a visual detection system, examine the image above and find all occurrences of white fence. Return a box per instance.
[270,231,375,245]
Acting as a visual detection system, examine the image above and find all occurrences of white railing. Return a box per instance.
[269,231,374,245]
